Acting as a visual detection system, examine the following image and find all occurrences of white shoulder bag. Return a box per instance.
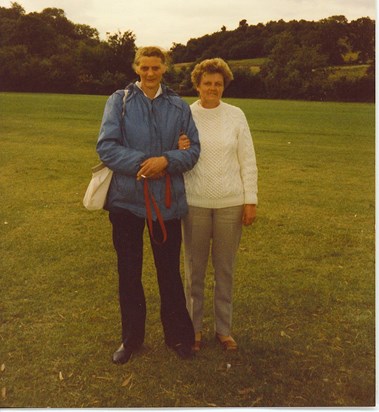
[82,162,113,210]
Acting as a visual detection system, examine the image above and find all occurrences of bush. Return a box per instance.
[224,68,266,98]
[326,75,375,102]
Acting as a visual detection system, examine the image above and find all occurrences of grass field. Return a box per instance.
[0,92,375,407]
[328,64,370,80]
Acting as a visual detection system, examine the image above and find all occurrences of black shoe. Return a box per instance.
[112,344,134,365]
[170,343,195,360]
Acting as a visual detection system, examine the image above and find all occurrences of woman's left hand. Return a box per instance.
[242,204,256,226]
[178,134,191,150]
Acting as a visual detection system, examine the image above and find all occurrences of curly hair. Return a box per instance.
[133,46,168,68]
[191,58,234,89]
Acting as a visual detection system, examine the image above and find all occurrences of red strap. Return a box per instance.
[165,173,171,209]
[144,176,171,244]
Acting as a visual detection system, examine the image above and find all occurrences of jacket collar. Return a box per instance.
[135,81,163,99]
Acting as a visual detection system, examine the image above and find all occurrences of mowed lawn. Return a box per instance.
[0,92,375,407]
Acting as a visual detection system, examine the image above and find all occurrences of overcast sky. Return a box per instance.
[0,0,376,48]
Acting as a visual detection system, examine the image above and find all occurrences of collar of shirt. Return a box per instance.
[135,81,162,99]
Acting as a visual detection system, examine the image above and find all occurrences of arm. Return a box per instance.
[136,129,192,180]
[137,103,199,180]
[237,111,258,226]
[162,104,200,175]
[96,92,147,175]
[136,129,195,179]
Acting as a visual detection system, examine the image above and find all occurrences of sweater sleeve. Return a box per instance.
[237,110,258,205]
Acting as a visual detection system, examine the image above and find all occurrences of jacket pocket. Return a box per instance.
[113,173,143,204]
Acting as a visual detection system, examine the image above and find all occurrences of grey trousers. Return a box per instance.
[182,205,243,336]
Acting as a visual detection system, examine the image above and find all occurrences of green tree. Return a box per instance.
[106,30,136,74]
[7,1,24,17]
[317,15,348,65]
[260,32,328,99]
[170,43,187,63]
[349,17,375,63]
[0,45,28,90]
[75,24,100,42]
[13,13,57,56]
[39,7,76,39]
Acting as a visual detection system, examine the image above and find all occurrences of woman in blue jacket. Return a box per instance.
[97,46,200,364]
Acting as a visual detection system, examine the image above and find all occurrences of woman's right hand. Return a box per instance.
[178,134,191,150]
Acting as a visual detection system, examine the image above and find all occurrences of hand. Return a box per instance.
[178,134,191,150]
[242,204,256,226]
[137,156,168,180]
[147,171,166,180]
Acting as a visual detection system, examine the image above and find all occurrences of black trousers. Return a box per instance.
[109,209,194,349]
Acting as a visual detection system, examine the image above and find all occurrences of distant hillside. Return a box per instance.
[173,57,370,82]
[173,58,266,74]
[170,16,375,67]
[169,54,373,102]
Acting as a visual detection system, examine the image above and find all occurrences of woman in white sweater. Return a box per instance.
[179,58,258,351]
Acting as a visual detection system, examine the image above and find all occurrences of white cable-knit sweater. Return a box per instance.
[184,100,258,208]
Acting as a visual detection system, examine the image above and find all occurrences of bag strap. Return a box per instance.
[143,175,171,245]
[122,88,129,118]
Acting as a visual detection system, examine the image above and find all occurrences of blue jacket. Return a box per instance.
[97,83,200,220]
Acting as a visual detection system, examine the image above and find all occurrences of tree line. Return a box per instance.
[170,16,375,102]
[0,3,375,101]
[171,16,375,65]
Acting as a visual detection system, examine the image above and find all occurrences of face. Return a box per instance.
[196,72,224,108]
[135,56,167,95]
